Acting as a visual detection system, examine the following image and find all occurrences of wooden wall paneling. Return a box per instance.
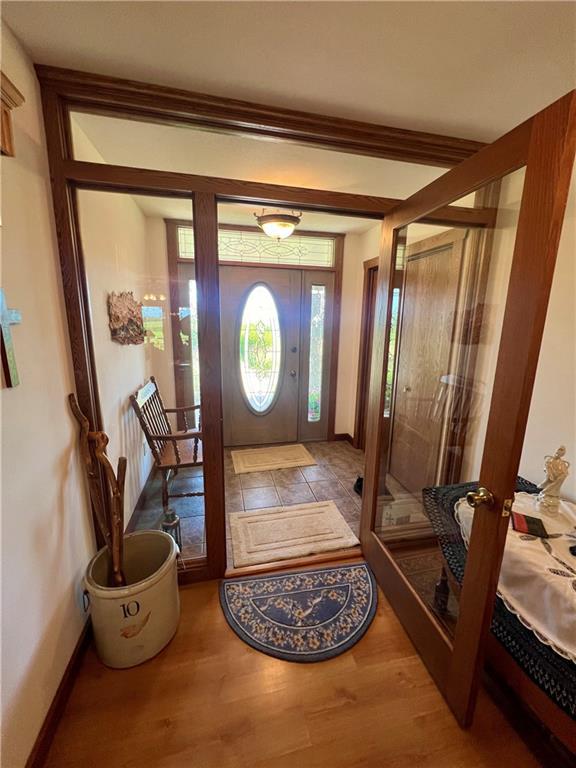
[192,192,227,578]
[35,64,486,167]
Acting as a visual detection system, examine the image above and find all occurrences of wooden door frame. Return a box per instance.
[35,64,486,167]
[165,219,344,442]
[360,91,576,725]
[353,257,379,449]
[37,74,497,583]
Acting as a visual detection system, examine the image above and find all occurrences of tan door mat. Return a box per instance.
[231,443,316,474]
[229,500,359,567]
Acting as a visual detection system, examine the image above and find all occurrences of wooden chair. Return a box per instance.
[130,376,203,547]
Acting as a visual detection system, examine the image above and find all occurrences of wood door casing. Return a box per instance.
[220,266,302,446]
[389,232,464,494]
[354,258,379,451]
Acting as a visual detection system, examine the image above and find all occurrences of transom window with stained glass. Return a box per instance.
[177,226,335,267]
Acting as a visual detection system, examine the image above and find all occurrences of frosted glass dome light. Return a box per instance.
[255,211,302,240]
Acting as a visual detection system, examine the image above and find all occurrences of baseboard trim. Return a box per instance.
[25,619,92,768]
[333,433,354,444]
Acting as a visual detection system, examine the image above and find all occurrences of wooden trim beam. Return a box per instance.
[61,159,496,227]
[35,64,486,168]
[192,192,227,578]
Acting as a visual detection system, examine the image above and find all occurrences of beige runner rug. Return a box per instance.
[229,500,359,567]
[231,443,316,474]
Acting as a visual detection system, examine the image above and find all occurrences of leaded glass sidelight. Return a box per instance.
[307,285,326,422]
[239,285,282,413]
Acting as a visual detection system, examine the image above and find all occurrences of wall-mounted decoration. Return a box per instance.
[107,292,144,345]
[1,72,25,157]
[0,289,22,387]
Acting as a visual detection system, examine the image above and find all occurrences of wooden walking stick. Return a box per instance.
[69,393,126,587]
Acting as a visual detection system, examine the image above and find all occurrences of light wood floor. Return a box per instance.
[45,580,540,768]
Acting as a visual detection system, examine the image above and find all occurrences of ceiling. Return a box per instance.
[70,111,446,202]
[132,194,380,235]
[109,193,444,241]
[5,2,576,143]
[71,115,476,233]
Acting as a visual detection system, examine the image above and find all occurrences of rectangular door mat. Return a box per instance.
[231,444,316,474]
[229,500,359,567]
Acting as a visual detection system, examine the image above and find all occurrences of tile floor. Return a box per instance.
[133,440,366,565]
[224,440,366,566]
[133,439,431,566]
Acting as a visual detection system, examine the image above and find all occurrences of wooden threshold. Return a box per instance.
[224,546,363,578]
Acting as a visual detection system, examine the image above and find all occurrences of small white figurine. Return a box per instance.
[536,446,570,515]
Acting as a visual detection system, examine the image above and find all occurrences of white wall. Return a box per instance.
[74,124,177,524]
[460,169,526,482]
[459,168,576,502]
[145,216,176,411]
[1,26,95,767]
[335,224,381,436]
[520,176,576,500]
[77,188,154,525]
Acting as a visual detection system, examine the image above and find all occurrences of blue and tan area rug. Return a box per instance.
[220,563,377,662]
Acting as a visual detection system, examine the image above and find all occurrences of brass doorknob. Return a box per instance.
[289,370,297,378]
[466,487,495,508]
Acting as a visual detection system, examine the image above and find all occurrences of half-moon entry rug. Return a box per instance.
[220,563,377,662]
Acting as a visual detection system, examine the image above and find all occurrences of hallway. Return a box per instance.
[43,579,539,768]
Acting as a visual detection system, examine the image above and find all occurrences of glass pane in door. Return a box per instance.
[373,168,527,632]
[77,191,208,565]
[307,284,326,422]
[238,284,283,414]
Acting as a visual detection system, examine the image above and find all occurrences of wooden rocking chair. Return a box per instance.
[130,376,203,547]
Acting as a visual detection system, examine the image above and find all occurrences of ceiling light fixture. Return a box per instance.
[255,210,302,240]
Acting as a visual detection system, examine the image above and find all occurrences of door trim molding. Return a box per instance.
[353,256,380,449]
[37,75,499,575]
[36,64,486,168]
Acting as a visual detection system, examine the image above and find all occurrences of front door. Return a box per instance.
[219,265,336,447]
[220,266,302,446]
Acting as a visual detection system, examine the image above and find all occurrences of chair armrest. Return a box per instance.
[164,405,201,413]
[148,431,203,442]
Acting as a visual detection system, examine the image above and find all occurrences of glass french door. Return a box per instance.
[360,92,576,726]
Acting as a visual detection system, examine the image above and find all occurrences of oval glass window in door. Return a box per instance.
[239,284,282,413]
